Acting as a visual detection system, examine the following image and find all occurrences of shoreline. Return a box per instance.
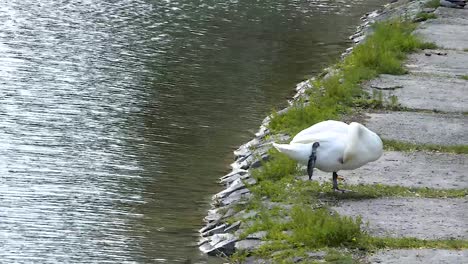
[198,0,467,263]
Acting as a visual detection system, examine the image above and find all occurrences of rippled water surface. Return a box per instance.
[0,0,385,262]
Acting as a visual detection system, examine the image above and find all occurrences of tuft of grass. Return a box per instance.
[460,75,468,80]
[290,207,364,248]
[268,20,434,135]
[425,0,440,8]
[384,139,468,154]
[325,250,359,264]
[341,184,467,199]
[252,149,300,182]
[414,12,437,22]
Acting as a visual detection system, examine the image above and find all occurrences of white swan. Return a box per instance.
[272,120,383,192]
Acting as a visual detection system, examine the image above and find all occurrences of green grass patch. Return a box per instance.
[252,149,300,182]
[414,12,437,22]
[268,20,436,135]
[460,75,468,80]
[324,250,359,264]
[364,237,468,250]
[290,207,363,248]
[384,139,468,154]
[425,0,440,8]
[342,184,467,199]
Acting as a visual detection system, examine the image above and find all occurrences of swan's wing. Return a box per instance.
[291,120,348,143]
[291,131,344,144]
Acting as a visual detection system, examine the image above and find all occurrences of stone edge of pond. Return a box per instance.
[197,0,434,259]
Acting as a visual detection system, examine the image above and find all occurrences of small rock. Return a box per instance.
[213,178,246,199]
[246,231,268,240]
[199,233,238,256]
[201,224,227,237]
[249,154,270,169]
[292,256,304,263]
[306,251,327,259]
[204,208,223,223]
[233,209,258,220]
[219,169,248,182]
[235,239,265,251]
[199,221,219,234]
[220,188,251,206]
[224,221,242,233]
[422,8,436,13]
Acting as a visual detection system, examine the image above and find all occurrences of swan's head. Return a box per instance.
[349,122,383,162]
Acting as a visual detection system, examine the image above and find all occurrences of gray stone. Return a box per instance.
[199,221,220,234]
[234,138,261,158]
[249,153,270,169]
[246,231,268,240]
[224,221,242,233]
[406,50,468,77]
[369,249,468,264]
[201,223,227,237]
[219,169,247,182]
[213,178,246,199]
[199,233,238,256]
[219,188,251,206]
[306,251,327,259]
[310,151,468,189]
[222,207,237,219]
[220,170,250,186]
[235,239,265,251]
[365,112,468,146]
[204,208,223,223]
[233,209,258,220]
[332,198,468,240]
[365,74,468,112]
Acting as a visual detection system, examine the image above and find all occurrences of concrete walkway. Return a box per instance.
[332,6,468,263]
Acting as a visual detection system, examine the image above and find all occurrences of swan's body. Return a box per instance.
[273,120,383,191]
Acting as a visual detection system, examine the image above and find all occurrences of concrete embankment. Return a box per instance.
[199,1,468,263]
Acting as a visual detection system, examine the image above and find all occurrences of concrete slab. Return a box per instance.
[332,198,468,240]
[365,74,468,112]
[434,7,468,24]
[415,14,468,50]
[365,112,468,146]
[369,249,468,264]
[308,151,468,189]
[406,50,468,77]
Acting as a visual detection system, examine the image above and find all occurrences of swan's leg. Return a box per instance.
[333,172,350,193]
[307,142,320,180]
[332,172,340,190]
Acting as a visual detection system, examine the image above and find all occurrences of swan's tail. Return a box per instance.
[272,142,286,154]
[272,142,308,164]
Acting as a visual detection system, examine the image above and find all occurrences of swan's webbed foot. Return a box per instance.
[332,172,352,193]
[307,142,320,181]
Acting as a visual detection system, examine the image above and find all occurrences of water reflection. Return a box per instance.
[0,0,384,262]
